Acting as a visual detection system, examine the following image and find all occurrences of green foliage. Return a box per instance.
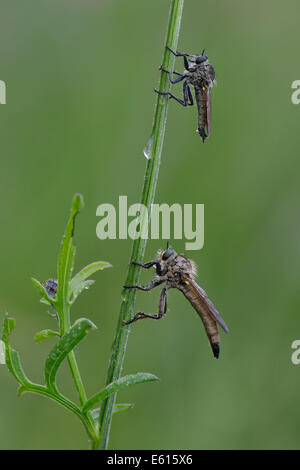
[1,194,159,448]
[83,373,159,413]
[44,318,97,393]
[34,329,60,343]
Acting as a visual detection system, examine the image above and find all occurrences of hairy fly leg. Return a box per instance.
[130,260,162,276]
[154,80,193,107]
[123,279,163,291]
[165,45,190,70]
[187,83,194,106]
[159,66,185,84]
[123,287,168,326]
[165,45,190,57]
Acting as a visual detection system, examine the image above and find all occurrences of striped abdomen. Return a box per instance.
[178,275,229,359]
[195,85,211,143]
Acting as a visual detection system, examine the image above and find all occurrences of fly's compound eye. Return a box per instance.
[196,54,208,64]
[162,247,174,260]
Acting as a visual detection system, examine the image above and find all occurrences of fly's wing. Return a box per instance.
[206,63,216,83]
[204,63,215,137]
[181,274,229,333]
[206,87,211,137]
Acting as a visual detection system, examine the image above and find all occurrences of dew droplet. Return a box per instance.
[143,134,154,160]
[0,340,6,364]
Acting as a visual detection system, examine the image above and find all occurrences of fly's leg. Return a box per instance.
[187,83,194,105]
[124,287,168,325]
[154,81,193,107]
[160,68,182,76]
[165,45,190,70]
[159,66,185,84]
[123,279,163,291]
[154,88,186,106]
[165,45,190,57]
[130,260,162,276]
[131,260,157,269]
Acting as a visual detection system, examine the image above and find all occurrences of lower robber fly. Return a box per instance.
[123,244,228,359]
[155,45,216,142]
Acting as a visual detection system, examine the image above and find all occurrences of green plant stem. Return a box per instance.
[67,353,87,405]
[59,304,88,406]
[23,384,97,442]
[60,301,96,436]
[97,0,185,450]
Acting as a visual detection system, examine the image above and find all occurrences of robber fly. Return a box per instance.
[123,244,228,358]
[155,45,216,142]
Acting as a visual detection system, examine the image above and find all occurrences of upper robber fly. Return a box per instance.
[123,244,228,359]
[155,45,216,142]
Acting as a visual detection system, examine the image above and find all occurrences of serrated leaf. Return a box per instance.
[56,194,84,308]
[69,261,112,303]
[82,373,159,413]
[1,316,33,387]
[35,329,60,343]
[44,318,96,393]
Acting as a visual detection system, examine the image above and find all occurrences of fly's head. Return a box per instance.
[188,51,209,70]
[196,53,208,64]
[156,244,197,285]
[156,244,177,279]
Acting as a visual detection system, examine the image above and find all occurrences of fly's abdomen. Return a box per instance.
[181,283,220,358]
[195,86,209,143]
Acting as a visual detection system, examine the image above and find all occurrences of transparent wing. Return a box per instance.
[181,274,229,333]
[206,87,211,137]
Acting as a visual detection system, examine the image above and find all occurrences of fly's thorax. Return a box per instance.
[187,66,208,87]
[186,61,215,89]
[161,254,197,285]
[174,254,197,278]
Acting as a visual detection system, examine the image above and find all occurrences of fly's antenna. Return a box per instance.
[201,48,206,55]
[166,241,170,249]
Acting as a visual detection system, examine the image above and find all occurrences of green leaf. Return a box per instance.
[69,261,112,303]
[1,316,33,387]
[31,278,52,302]
[82,373,159,413]
[35,329,60,343]
[69,280,95,305]
[90,407,100,423]
[44,318,96,393]
[56,194,84,307]
[113,403,134,415]
[90,403,134,424]
[0,339,5,364]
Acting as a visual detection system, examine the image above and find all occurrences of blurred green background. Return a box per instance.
[1,0,300,450]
